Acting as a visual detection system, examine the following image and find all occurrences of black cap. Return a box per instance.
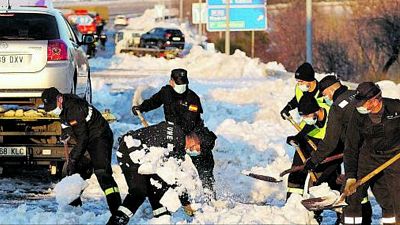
[171,68,189,85]
[295,62,315,82]
[319,75,340,93]
[41,87,60,112]
[298,94,320,116]
[355,82,381,106]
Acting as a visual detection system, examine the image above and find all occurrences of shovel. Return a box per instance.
[302,150,400,211]
[279,153,343,177]
[242,171,283,183]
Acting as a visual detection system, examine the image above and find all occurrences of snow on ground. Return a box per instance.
[1,6,399,225]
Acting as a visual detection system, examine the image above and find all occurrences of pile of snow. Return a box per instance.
[53,174,88,207]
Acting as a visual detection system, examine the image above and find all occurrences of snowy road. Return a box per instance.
[0,7,398,225]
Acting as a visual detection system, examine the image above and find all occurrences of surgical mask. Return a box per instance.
[298,84,309,92]
[173,84,187,94]
[303,116,317,125]
[323,96,333,106]
[186,149,200,157]
[356,106,371,114]
[49,106,62,116]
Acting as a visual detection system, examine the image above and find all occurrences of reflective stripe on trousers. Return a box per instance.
[118,206,133,217]
[104,187,119,196]
[381,217,396,224]
[287,187,304,195]
[344,217,363,224]
[153,206,167,217]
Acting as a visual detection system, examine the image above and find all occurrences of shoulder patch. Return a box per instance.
[338,100,349,109]
[188,104,199,112]
[69,120,78,126]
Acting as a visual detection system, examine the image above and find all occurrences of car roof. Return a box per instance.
[0,6,60,15]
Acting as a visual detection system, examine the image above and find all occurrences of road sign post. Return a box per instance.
[207,0,267,56]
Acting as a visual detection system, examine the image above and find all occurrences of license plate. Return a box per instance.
[0,146,27,157]
[172,37,181,41]
[0,55,28,64]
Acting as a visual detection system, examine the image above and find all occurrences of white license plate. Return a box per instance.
[0,55,28,64]
[0,146,27,157]
[172,37,181,41]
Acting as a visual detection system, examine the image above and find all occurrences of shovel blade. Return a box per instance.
[301,196,348,211]
[247,173,283,183]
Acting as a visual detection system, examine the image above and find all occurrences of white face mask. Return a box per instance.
[298,84,310,92]
[49,106,62,116]
[173,84,187,94]
[356,106,371,114]
[186,149,200,157]
[303,116,317,125]
[323,96,333,106]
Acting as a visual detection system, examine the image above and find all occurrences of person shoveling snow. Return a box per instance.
[107,122,203,225]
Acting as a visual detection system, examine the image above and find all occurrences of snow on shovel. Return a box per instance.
[242,171,283,183]
[302,150,400,211]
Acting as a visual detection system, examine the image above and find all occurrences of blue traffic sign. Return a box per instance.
[207,0,267,31]
[208,0,265,6]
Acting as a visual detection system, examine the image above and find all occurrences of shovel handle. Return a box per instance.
[285,115,318,151]
[135,110,149,127]
[63,141,69,164]
[341,150,400,201]
[294,145,317,183]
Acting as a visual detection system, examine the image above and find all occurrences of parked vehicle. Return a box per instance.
[0,3,100,176]
[67,9,97,34]
[114,15,128,27]
[115,28,144,54]
[139,27,185,50]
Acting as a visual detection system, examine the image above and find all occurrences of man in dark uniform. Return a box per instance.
[41,87,121,215]
[132,68,217,194]
[343,82,400,225]
[304,76,372,224]
[107,122,202,225]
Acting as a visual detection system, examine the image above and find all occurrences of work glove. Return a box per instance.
[343,178,357,196]
[304,158,317,171]
[286,135,301,146]
[131,105,141,116]
[280,105,292,120]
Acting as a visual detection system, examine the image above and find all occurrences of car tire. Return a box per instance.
[157,41,163,49]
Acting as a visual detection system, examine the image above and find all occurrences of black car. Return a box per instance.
[139,27,185,50]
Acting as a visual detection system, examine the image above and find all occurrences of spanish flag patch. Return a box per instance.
[69,120,78,126]
[188,104,198,112]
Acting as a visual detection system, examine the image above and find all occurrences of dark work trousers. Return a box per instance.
[118,162,170,217]
[287,136,320,197]
[344,150,400,224]
[190,150,215,192]
[84,132,121,215]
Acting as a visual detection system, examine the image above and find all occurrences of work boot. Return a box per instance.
[106,192,122,215]
[106,210,130,225]
[69,197,82,207]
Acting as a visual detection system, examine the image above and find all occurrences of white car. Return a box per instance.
[114,15,128,26]
[0,4,93,103]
